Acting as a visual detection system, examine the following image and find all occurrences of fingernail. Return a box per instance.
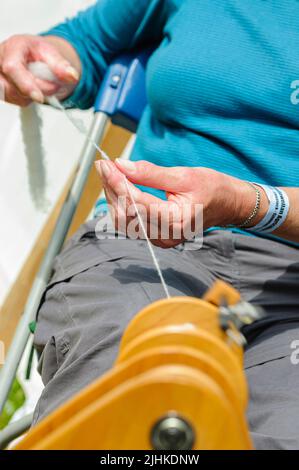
[116,159,136,172]
[101,161,111,179]
[66,66,79,81]
[30,90,44,104]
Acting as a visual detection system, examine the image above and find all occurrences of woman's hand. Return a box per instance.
[95,159,263,248]
[0,34,81,106]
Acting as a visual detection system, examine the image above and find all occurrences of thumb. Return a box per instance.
[115,159,189,193]
[37,42,79,84]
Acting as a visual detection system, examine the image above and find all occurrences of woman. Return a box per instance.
[1,0,299,449]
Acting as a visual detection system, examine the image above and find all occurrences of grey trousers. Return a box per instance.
[33,219,299,450]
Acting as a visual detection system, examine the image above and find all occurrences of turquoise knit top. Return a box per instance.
[44,0,299,246]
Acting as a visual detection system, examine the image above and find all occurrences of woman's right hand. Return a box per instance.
[0,34,81,106]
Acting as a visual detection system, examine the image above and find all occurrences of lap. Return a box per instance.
[244,322,299,449]
[33,219,215,423]
[33,220,299,447]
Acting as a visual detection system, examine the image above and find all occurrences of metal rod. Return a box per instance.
[0,412,33,449]
[0,112,109,413]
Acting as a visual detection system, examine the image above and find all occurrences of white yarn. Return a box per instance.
[28,61,58,84]
[125,178,171,299]
[20,104,49,212]
[47,95,110,161]
[19,62,58,212]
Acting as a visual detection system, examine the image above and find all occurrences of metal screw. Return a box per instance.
[151,413,195,450]
[110,74,121,88]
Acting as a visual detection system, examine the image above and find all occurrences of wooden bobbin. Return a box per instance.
[15,281,253,450]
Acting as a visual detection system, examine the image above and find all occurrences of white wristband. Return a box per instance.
[247,184,289,234]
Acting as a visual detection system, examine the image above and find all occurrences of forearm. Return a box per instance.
[98,160,299,248]
[41,0,166,109]
[272,188,299,242]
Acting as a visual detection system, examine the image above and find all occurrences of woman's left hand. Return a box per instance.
[95,159,258,248]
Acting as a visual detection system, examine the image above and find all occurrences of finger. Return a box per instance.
[149,206,186,246]
[101,161,185,239]
[97,164,121,213]
[115,159,192,193]
[1,39,78,104]
[99,160,165,209]
[32,77,60,97]
[37,41,80,84]
[99,160,140,206]
[1,63,43,103]
[104,177,138,222]
[27,57,76,97]
[151,238,183,249]
[104,181,138,235]
[96,161,184,242]
[96,161,149,238]
[1,40,46,102]
[103,183,121,228]
[144,209,184,248]
[103,184,118,214]
[0,73,31,106]
[100,160,131,195]
[97,162,130,229]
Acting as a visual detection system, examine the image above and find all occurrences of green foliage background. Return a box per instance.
[0,379,25,430]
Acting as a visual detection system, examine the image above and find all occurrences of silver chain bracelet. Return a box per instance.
[223,182,261,229]
[237,182,261,228]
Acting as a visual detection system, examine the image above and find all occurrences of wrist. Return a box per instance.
[230,179,269,227]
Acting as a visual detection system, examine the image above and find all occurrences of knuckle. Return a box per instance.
[12,34,32,44]
[2,60,16,75]
[3,34,22,50]
[7,34,19,44]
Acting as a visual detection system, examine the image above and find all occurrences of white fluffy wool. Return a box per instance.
[20,103,49,212]
[19,63,58,213]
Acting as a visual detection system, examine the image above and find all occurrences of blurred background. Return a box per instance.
[0,0,96,430]
[0,0,94,305]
